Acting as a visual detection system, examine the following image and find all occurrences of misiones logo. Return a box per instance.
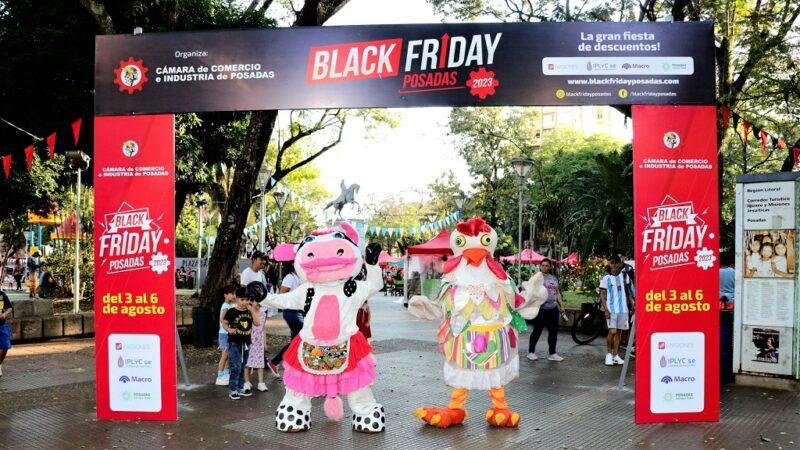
[660,375,673,384]
[114,57,149,95]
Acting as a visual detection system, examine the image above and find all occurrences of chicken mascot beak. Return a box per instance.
[462,248,489,266]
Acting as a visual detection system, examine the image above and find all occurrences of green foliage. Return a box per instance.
[176,202,201,257]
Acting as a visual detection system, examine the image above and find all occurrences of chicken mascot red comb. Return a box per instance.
[408,217,548,429]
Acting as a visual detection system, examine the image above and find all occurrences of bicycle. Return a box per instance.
[571,298,635,356]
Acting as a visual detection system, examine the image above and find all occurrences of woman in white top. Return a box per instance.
[266,262,304,377]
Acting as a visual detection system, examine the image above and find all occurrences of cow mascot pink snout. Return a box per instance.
[261,222,385,433]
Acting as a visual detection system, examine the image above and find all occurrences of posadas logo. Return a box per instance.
[114,57,149,95]
[122,140,139,157]
[306,33,502,98]
[641,195,713,271]
[663,131,680,149]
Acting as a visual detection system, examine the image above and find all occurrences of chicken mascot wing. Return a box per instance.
[261,222,386,433]
[408,217,548,428]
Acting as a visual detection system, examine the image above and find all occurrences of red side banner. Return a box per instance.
[633,105,719,423]
[94,115,177,421]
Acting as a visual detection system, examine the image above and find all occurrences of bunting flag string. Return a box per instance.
[0,116,84,181]
[722,104,797,168]
[365,210,463,237]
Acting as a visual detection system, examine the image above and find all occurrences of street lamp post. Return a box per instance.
[65,151,90,314]
[273,190,287,281]
[257,167,273,252]
[196,198,208,294]
[511,157,534,285]
[453,192,466,214]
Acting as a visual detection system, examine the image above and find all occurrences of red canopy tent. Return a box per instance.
[560,252,580,265]
[499,248,547,264]
[406,229,453,256]
[378,251,404,267]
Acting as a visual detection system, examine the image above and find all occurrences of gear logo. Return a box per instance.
[114,57,149,95]
[466,67,499,100]
[694,247,716,270]
[149,252,170,274]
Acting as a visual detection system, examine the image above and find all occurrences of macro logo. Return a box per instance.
[117,356,125,368]
[119,375,131,383]
[622,63,631,69]
[660,375,673,384]
[114,56,149,95]
[659,355,667,368]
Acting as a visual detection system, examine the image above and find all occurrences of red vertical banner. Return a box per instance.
[94,115,177,421]
[633,105,719,424]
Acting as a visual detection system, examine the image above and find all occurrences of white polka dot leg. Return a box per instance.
[351,404,386,433]
[275,401,311,432]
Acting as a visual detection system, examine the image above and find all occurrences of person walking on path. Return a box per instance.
[244,299,268,392]
[240,251,267,288]
[0,289,13,377]
[221,287,261,400]
[600,255,633,366]
[12,260,24,292]
[526,258,565,362]
[266,262,303,377]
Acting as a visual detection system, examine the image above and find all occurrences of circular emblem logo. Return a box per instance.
[122,140,139,157]
[114,57,149,95]
[663,131,680,149]
[617,88,628,98]
[555,89,566,99]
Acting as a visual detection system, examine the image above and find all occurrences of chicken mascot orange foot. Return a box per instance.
[408,217,548,429]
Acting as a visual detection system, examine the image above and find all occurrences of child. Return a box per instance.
[772,242,789,277]
[215,284,237,386]
[221,287,261,400]
[244,298,268,392]
[746,239,761,276]
[756,243,775,277]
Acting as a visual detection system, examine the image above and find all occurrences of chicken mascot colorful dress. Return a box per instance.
[409,217,548,428]
[260,222,385,433]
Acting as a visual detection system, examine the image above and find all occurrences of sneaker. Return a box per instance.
[547,353,564,362]
[229,391,241,400]
[605,353,614,366]
[243,381,252,391]
[267,361,280,377]
[239,388,253,397]
[526,353,538,361]
[257,382,268,392]
[613,355,625,365]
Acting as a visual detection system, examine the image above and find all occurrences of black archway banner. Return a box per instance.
[95,21,714,115]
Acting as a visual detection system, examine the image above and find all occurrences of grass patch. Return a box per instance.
[562,291,595,309]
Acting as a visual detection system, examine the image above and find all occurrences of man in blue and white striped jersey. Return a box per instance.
[600,255,634,366]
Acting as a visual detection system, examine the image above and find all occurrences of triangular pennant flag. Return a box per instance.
[2,155,11,179]
[760,130,768,155]
[71,119,82,145]
[721,106,730,130]
[46,132,56,158]
[794,147,800,168]
[24,145,34,171]
[742,120,751,142]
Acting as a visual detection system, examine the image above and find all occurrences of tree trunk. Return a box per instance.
[200,110,277,310]
[175,184,189,227]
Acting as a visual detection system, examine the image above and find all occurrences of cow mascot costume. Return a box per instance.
[261,222,385,433]
[409,217,548,428]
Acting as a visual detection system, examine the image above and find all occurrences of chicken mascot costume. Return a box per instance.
[260,222,385,433]
[409,217,548,428]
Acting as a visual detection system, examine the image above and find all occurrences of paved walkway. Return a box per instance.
[1,295,798,449]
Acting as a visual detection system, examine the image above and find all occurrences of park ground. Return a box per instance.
[1,294,799,449]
